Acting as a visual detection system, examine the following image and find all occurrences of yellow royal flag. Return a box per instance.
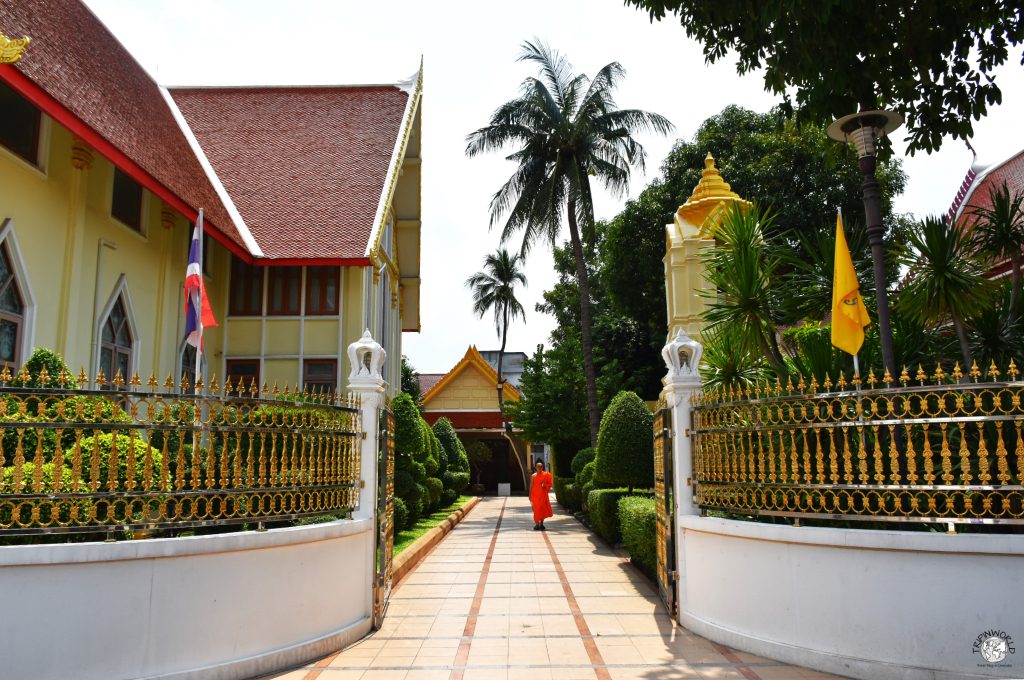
[831,213,871,355]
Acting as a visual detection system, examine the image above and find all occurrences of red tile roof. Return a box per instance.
[418,373,445,395]
[955,148,1024,279]
[170,86,409,260]
[0,0,248,256]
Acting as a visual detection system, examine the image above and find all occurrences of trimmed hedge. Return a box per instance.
[587,488,652,545]
[619,496,657,578]
[553,475,580,511]
[394,496,410,531]
[594,391,654,490]
[423,476,443,509]
[571,447,595,476]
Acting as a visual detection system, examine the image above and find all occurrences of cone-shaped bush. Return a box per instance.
[393,393,423,456]
[594,391,654,491]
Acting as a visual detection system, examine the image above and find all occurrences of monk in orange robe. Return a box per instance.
[530,460,553,530]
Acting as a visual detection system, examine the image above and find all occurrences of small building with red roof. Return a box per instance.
[0,0,421,394]
[420,346,549,494]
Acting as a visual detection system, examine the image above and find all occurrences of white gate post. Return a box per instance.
[661,329,703,624]
[347,330,386,623]
[347,329,387,520]
[662,329,703,517]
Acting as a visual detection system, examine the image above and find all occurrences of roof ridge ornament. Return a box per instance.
[0,32,30,64]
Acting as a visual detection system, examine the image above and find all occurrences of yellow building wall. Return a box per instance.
[0,117,228,383]
[1,112,409,396]
[427,366,519,411]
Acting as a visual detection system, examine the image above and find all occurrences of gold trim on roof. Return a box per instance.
[0,32,30,64]
[677,153,751,237]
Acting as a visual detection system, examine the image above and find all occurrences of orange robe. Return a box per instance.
[530,470,553,523]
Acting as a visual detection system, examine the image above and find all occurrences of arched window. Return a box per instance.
[0,242,24,366]
[99,297,132,382]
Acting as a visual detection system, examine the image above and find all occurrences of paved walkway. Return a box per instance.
[266,496,843,680]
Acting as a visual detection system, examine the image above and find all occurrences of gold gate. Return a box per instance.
[373,405,396,628]
[653,400,676,616]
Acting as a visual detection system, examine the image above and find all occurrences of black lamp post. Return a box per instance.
[827,110,903,377]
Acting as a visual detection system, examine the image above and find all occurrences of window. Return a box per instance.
[267,266,301,315]
[99,297,132,383]
[0,81,41,165]
[111,168,143,231]
[0,243,24,366]
[226,359,260,390]
[229,257,263,316]
[303,360,337,394]
[305,266,339,315]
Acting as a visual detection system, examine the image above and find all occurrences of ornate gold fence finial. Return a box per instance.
[0,33,30,64]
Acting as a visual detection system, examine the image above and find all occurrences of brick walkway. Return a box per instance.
[266,496,843,680]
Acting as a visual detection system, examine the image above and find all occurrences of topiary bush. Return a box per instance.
[587,488,652,545]
[393,393,424,456]
[1,463,89,526]
[21,348,72,387]
[440,488,459,507]
[571,447,595,476]
[393,496,410,531]
[577,460,596,489]
[74,432,164,490]
[434,418,464,476]
[618,496,657,578]
[423,476,443,510]
[594,391,654,491]
[553,475,580,511]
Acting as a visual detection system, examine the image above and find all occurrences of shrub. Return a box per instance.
[553,475,580,511]
[393,497,410,531]
[440,488,459,507]
[595,391,654,491]
[587,488,651,544]
[423,476,443,509]
[1,463,89,526]
[619,496,657,578]
[571,447,595,476]
[441,470,470,493]
[395,469,416,497]
[577,460,596,489]
[21,348,72,387]
[434,418,464,475]
[75,433,164,490]
[393,393,424,456]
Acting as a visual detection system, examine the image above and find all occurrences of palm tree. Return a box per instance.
[969,182,1024,316]
[466,40,672,448]
[702,202,788,373]
[896,216,993,369]
[466,248,527,423]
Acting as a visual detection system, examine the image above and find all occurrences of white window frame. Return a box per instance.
[0,218,36,367]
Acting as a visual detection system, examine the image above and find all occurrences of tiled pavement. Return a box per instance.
[264,496,845,680]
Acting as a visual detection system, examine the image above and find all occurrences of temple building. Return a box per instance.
[0,0,422,394]
[419,346,549,493]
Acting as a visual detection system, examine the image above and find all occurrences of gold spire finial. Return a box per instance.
[0,33,31,64]
[704,152,716,169]
[676,150,751,238]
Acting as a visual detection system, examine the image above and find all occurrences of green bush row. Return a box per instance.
[618,496,657,578]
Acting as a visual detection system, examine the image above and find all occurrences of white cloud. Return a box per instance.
[84,0,1024,372]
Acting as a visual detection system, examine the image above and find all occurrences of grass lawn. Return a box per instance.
[394,495,475,556]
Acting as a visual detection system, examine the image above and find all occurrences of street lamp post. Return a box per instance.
[827,110,903,377]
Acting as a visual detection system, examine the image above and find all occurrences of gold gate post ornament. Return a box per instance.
[0,33,30,64]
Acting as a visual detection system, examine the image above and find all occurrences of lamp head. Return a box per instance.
[827,110,903,159]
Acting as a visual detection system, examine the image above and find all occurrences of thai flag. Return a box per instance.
[184,209,217,351]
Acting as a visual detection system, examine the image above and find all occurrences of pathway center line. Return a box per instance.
[542,529,612,680]
[449,498,507,680]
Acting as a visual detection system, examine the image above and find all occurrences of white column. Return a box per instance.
[661,329,703,624]
[347,329,387,521]
[661,329,704,517]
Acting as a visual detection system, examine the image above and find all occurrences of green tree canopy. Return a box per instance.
[625,0,1024,153]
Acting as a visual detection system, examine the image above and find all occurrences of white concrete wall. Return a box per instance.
[0,519,374,680]
[678,516,1024,680]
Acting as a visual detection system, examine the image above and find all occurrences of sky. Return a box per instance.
[84,0,1024,373]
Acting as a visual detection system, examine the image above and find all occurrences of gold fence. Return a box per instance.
[691,363,1024,525]
[0,368,361,535]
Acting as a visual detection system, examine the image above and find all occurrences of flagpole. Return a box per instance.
[194,208,204,393]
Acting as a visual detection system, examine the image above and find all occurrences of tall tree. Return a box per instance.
[467,40,672,447]
[465,248,528,428]
[400,355,423,409]
[624,0,1024,153]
